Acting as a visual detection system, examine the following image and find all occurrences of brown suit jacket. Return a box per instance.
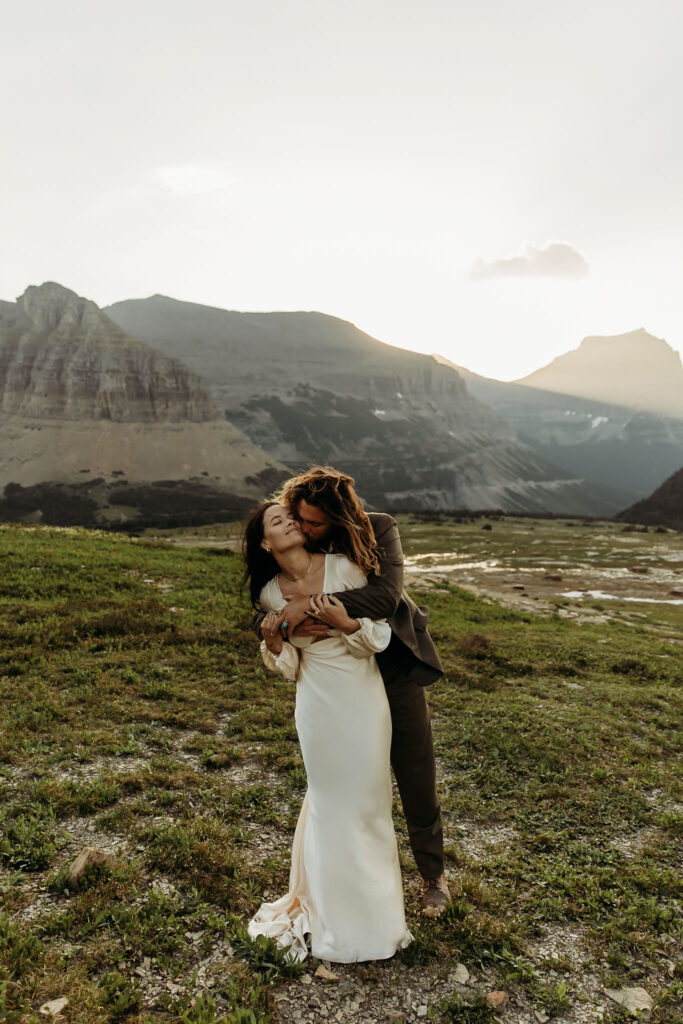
[332,512,443,687]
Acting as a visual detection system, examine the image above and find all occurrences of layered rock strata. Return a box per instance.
[0,284,286,519]
[0,283,217,422]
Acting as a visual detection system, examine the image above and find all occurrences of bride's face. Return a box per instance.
[261,504,304,555]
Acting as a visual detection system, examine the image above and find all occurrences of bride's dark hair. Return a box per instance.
[241,501,281,608]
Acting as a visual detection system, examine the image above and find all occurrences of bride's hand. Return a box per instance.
[262,609,288,653]
[309,594,359,635]
[282,594,314,633]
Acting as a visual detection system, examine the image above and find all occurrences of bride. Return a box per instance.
[242,501,412,963]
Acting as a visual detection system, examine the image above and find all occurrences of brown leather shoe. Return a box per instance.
[421,874,451,918]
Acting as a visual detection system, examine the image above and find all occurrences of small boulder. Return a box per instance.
[315,963,340,982]
[67,846,113,890]
[453,963,470,985]
[39,997,68,1017]
[485,991,508,1009]
[605,987,653,1016]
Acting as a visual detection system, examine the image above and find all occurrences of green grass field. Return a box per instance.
[0,519,680,1023]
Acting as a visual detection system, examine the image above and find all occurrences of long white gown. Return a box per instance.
[247,554,412,963]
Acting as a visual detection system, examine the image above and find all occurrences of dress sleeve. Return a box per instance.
[260,640,300,681]
[342,618,392,659]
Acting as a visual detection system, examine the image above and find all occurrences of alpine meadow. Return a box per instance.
[1,516,680,1023]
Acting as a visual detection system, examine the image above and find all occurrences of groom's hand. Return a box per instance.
[309,594,359,635]
[285,594,331,639]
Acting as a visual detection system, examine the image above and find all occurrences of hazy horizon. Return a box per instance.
[3,0,682,380]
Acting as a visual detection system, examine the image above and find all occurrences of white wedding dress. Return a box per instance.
[247,554,412,963]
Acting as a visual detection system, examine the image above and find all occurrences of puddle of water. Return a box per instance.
[405,553,683,605]
[405,554,500,572]
[562,590,683,606]
[447,560,502,571]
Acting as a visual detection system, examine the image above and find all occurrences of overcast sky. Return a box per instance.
[3,0,682,379]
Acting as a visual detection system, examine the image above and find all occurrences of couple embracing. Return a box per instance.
[242,466,448,963]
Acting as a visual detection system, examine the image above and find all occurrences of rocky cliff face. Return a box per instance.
[0,284,288,523]
[515,329,683,419]
[0,283,218,422]
[106,295,629,515]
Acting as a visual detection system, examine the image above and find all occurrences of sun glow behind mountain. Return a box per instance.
[2,1,682,381]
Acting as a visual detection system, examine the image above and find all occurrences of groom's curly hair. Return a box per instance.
[274,466,381,578]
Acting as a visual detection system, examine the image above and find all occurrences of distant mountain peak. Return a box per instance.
[20,280,82,304]
[577,328,665,350]
[19,281,98,333]
[515,328,683,419]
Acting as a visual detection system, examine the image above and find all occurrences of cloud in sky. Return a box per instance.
[467,242,590,282]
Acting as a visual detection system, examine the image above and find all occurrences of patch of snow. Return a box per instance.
[591,416,608,428]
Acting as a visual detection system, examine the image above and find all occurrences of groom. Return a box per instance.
[272,466,450,917]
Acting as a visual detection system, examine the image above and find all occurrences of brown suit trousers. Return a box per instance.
[334,513,445,881]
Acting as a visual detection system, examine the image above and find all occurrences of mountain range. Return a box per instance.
[1,281,680,527]
[105,294,628,515]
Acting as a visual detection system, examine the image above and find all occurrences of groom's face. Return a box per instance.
[294,499,332,549]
